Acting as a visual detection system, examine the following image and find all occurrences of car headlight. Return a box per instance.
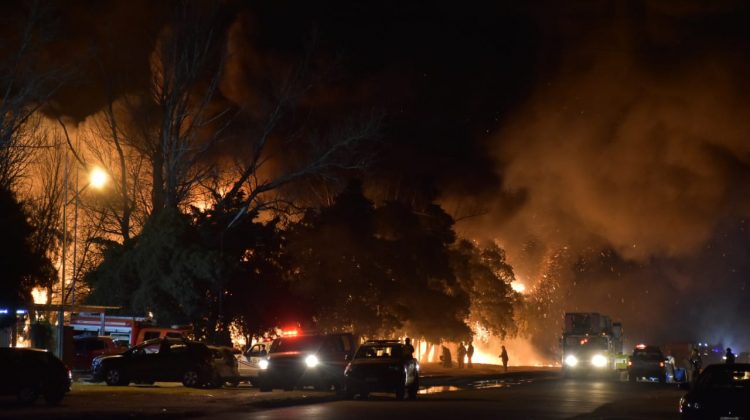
[565,355,579,367]
[591,354,608,368]
[305,355,319,368]
[259,359,269,370]
[680,397,700,411]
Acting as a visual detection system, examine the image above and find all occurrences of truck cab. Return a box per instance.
[561,312,626,377]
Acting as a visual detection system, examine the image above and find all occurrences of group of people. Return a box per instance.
[688,346,737,383]
[436,342,510,372]
[456,342,475,368]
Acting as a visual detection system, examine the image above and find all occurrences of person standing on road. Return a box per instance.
[457,342,466,368]
[725,347,736,364]
[467,342,474,368]
[500,345,509,372]
[404,337,415,359]
[689,347,702,384]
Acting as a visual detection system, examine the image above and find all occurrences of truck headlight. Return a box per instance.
[259,359,269,370]
[305,355,319,368]
[591,354,607,368]
[565,355,579,367]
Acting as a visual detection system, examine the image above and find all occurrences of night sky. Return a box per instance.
[30,1,750,351]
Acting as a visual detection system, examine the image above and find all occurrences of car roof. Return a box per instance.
[362,341,403,346]
[282,332,352,338]
[0,347,48,354]
[207,345,234,351]
[140,337,201,346]
[75,335,112,341]
[633,345,661,352]
[704,363,750,370]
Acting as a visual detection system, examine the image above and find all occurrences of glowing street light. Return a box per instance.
[89,167,109,190]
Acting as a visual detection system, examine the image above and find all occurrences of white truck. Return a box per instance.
[561,312,627,377]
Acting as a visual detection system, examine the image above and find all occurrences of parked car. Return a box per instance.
[91,338,213,387]
[73,335,123,371]
[0,347,71,404]
[343,339,419,400]
[258,332,355,392]
[680,363,750,419]
[206,346,240,387]
[236,342,271,386]
[628,344,667,383]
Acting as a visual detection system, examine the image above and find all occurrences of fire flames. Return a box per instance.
[510,281,526,294]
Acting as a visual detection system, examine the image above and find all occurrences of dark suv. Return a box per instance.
[344,340,419,400]
[0,347,71,404]
[91,338,213,387]
[258,333,355,392]
[628,344,667,383]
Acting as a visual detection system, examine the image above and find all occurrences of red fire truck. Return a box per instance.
[70,312,190,347]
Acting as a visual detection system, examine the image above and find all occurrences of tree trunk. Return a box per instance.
[151,153,165,214]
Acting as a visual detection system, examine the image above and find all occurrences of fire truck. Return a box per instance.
[70,313,190,347]
[561,312,627,377]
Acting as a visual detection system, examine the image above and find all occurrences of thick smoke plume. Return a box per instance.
[497,56,750,260]
[458,2,750,353]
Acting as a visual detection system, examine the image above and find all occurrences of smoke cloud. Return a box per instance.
[452,2,750,352]
[494,37,750,261]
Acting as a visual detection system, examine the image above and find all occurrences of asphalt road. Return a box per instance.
[0,369,686,419]
[238,378,684,420]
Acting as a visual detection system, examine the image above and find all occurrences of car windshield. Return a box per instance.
[269,336,323,353]
[700,366,750,389]
[355,344,403,359]
[129,340,161,355]
[632,350,663,360]
[566,336,608,350]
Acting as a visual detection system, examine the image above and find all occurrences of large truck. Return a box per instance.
[561,312,627,377]
[69,312,189,347]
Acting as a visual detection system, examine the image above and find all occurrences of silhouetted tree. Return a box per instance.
[452,240,520,339]
[376,201,471,342]
[0,0,65,190]
[287,181,473,341]
[287,180,393,336]
[191,193,302,343]
[86,208,217,333]
[0,186,55,328]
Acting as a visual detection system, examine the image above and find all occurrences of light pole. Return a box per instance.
[57,165,109,359]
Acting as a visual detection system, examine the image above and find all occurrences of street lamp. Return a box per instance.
[89,167,108,190]
[57,164,109,359]
[71,167,109,305]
